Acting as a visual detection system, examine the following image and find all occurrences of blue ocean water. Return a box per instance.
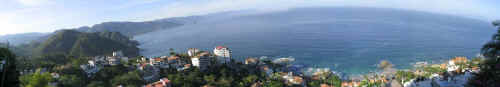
[134,7,495,75]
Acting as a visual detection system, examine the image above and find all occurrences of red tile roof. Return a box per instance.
[145,78,170,87]
[216,46,227,49]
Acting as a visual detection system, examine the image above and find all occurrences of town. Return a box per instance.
[13,45,481,87]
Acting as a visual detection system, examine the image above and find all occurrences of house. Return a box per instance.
[245,57,259,65]
[167,56,180,64]
[145,78,172,87]
[213,46,231,64]
[281,72,304,86]
[80,60,101,77]
[150,57,169,68]
[139,64,160,82]
[191,52,211,70]
[108,51,127,66]
[447,57,468,72]
[187,48,200,57]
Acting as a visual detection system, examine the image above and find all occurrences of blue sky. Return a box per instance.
[0,0,499,35]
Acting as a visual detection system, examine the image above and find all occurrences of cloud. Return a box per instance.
[16,0,50,6]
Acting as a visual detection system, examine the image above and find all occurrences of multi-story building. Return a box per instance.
[191,52,211,70]
[187,48,200,57]
[108,51,127,66]
[213,46,231,64]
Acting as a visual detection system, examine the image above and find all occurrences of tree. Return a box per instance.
[325,75,342,87]
[307,80,321,87]
[111,71,144,87]
[59,75,83,87]
[204,74,216,85]
[0,47,19,87]
[469,20,500,87]
[243,75,258,86]
[263,79,283,87]
[19,69,54,87]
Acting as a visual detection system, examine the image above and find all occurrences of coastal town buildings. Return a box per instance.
[191,52,211,70]
[145,78,172,87]
[80,60,101,77]
[108,51,128,66]
[213,46,231,64]
[187,48,200,57]
[139,64,160,82]
[447,57,467,72]
[245,57,259,65]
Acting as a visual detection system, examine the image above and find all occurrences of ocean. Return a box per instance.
[134,7,495,75]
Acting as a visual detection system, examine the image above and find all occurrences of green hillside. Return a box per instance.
[34,30,139,57]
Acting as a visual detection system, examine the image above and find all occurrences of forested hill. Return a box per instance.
[74,20,183,37]
[33,30,139,57]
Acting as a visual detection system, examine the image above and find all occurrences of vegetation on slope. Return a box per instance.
[34,30,139,58]
[75,20,182,37]
[0,47,19,87]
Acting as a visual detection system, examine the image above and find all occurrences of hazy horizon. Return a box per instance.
[1,0,500,35]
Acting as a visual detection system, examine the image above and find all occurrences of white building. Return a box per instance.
[108,51,129,66]
[187,48,200,57]
[80,60,101,77]
[213,46,231,64]
[191,52,210,70]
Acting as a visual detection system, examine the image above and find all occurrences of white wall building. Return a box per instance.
[213,46,231,64]
[191,52,210,70]
[187,48,200,57]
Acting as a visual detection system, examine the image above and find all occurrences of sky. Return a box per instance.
[0,0,499,35]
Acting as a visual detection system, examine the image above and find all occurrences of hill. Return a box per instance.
[33,30,139,57]
[0,32,50,45]
[74,19,184,37]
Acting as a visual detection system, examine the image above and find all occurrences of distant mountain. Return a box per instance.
[32,30,139,57]
[0,32,50,45]
[0,16,201,46]
[74,18,188,37]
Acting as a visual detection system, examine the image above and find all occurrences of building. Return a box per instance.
[447,57,468,72]
[108,51,127,66]
[139,64,160,82]
[187,48,200,57]
[213,46,231,64]
[145,78,172,87]
[80,60,101,77]
[191,52,211,70]
[245,57,259,65]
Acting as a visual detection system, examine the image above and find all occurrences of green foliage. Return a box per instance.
[243,75,258,86]
[325,75,342,87]
[58,75,83,87]
[395,70,416,83]
[422,66,446,75]
[0,47,19,87]
[19,69,54,87]
[91,65,129,86]
[76,20,182,37]
[307,80,321,87]
[111,71,144,87]
[32,30,139,58]
[470,20,500,87]
[263,79,284,87]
